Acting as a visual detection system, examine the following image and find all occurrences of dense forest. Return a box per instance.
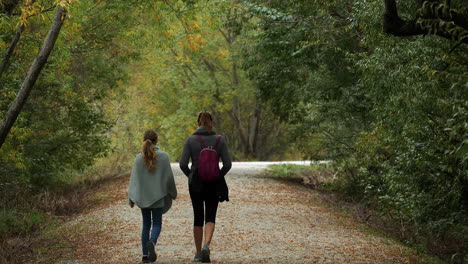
[0,0,467,262]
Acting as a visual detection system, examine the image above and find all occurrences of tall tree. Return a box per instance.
[0,4,67,148]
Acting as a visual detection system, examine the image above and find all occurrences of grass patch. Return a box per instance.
[0,208,55,264]
[0,209,49,238]
[264,163,335,189]
[55,153,132,187]
[87,193,108,202]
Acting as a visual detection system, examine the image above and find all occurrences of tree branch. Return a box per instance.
[0,0,38,81]
[383,0,468,44]
[383,0,425,36]
[0,24,24,81]
[218,28,229,43]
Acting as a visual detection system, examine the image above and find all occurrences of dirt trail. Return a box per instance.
[31,163,435,264]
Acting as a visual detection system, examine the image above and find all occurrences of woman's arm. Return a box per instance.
[166,156,178,199]
[219,136,232,177]
[179,138,191,177]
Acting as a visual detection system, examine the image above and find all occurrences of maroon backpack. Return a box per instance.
[195,135,221,182]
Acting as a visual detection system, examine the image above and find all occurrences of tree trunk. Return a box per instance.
[248,100,261,155]
[230,60,249,155]
[0,6,67,149]
[0,24,25,81]
[223,24,250,156]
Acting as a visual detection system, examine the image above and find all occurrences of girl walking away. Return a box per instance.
[179,112,232,263]
[128,129,178,263]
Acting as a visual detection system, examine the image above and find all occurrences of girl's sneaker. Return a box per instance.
[142,256,150,263]
[193,252,203,262]
[201,244,210,263]
[147,241,157,262]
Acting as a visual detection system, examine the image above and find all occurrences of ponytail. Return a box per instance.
[142,129,158,171]
[197,111,213,131]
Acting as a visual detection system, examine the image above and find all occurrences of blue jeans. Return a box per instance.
[141,208,162,256]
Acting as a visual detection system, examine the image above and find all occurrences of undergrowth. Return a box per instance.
[264,163,463,264]
[0,153,131,263]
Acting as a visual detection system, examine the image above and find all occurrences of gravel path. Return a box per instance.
[34,163,434,264]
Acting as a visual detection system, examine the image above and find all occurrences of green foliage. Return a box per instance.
[0,0,142,189]
[242,0,468,258]
[1,0,466,260]
[416,1,468,42]
[345,35,468,249]
[109,0,292,161]
[242,0,370,160]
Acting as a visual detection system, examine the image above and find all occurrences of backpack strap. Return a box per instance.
[195,135,207,148]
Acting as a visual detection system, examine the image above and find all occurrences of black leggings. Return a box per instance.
[189,184,219,227]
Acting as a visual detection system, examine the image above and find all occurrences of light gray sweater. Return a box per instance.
[128,146,177,213]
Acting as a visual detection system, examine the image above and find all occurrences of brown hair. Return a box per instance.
[197,111,213,131]
[142,129,158,171]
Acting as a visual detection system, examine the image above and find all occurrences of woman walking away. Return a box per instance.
[128,129,178,263]
[179,112,232,263]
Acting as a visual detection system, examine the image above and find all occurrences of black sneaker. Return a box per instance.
[201,244,210,263]
[147,241,157,262]
[193,252,203,262]
[142,256,150,263]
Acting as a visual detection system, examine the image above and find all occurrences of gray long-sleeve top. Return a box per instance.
[179,127,232,181]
